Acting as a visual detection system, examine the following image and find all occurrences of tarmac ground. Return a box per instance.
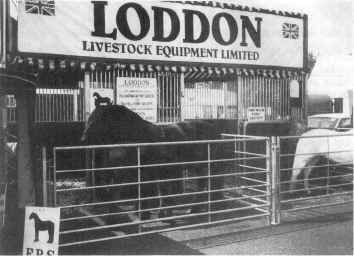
[1,202,352,255]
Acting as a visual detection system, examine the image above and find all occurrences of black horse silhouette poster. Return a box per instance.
[23,207,60,256]
[89,88,114,114]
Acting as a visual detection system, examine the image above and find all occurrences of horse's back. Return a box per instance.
[294,128,353,166]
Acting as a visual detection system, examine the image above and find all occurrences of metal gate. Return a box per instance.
[277,133,353,215]
[42,132,353,247]
[49,135,271,247]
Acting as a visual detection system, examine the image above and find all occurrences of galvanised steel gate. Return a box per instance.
[42,132,353,247]
[277,132,353,215]
[50,135,272,247]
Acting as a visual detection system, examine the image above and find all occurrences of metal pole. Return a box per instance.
[326,136,330,194]
[207,143,211,223]
[91,149,96,202]
[270,136,280,225]
[0,0,7,69]
[42,146,47,206]
[137,146,141,232]
[180,73,185,121]
[53,148,57,207]
[73,89,78,121]
[265,138,271,225]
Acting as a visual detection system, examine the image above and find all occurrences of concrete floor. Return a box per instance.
[201,219,353,255]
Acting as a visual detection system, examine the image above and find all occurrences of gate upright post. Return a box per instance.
[270,136,281,225]
[42,146,47,206]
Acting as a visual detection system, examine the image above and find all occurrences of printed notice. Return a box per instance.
[116,78,157,122]
[247,107,266,122]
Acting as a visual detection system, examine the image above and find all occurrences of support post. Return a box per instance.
[84,71,91,121]
[42,146,47,206]
[16,91,35,208]
[0,94,7,188]
[270,136,281,225]
[265,138,271,225]
[73,89,78,121]
[179,73,185,121]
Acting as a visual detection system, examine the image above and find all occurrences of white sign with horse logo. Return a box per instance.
[23,206,60,256]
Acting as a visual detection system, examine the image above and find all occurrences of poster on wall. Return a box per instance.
[116,78,157,122]
[89,88,114,113]
[247,107,266,122]
[23,206,60,256]
[17,1,306,69]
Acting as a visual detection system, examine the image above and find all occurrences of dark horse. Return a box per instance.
[29,212,54,243]
[81,105,223,219]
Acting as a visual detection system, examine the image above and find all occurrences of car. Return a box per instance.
[307,113,353,131]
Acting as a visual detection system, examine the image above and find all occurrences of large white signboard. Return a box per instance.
[116,77,157,122]
[23,206,60,256]
[18,1,305,68]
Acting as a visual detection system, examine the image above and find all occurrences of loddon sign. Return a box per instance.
[18,1,306,68]
[116,77,157,122]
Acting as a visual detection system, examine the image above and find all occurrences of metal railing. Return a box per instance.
[49,135,271,247]
[278,132,353,214]
[39,132,353,247]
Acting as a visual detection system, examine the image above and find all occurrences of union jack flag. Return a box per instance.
[25,0,55,16]
[282,23,299,39]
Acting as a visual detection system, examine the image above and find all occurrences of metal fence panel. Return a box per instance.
[50,136,271,247]
[278,132,353,213]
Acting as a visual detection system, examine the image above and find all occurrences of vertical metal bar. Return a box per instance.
[282,79,286,119]
[174,73,177,121]
[42,146,47,206]
[162,73,165,122]
[156,73,160,122]
[91,149,96,201]
[137,146,142,232]
[237,76,241,121]
[73,89,78,121]
[265,138,271,225]
[84,72,91,122]
[256,76,259,106]
[169,73,172,122]
[180,73,185,121]
[270,136,280,225]
[287,79,291,118]
[53,148,57,207]
[207,143,211,223]
[265,78,268,120]
[223,82,227,119]
[0,94,7,203]
[326,136,330,194]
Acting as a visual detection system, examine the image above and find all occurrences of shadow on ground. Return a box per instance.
[59,233,202,255]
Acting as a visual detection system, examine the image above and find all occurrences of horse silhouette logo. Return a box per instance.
[29,212,55,243]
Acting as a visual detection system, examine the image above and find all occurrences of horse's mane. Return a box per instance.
[91,105,152,126]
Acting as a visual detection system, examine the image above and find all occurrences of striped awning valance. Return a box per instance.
[165,1,304,18]
[7,55,305,80]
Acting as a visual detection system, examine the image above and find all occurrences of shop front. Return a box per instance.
[2,0,308,209]
[7,0,308,125]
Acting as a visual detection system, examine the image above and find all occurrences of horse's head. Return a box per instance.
[81,105,153,145]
